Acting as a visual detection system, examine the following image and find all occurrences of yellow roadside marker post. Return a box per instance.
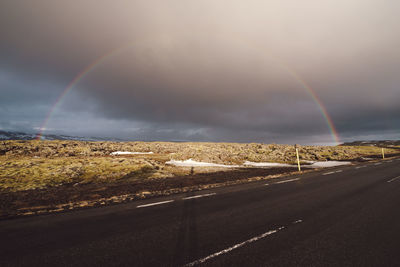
[382,148,385,159]
[295,145,301,172]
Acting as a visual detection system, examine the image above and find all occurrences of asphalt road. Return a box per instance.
[1,158,400,266]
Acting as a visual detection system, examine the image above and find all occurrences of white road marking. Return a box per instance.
[387,160,393,162]
[355,166,366,169]
[264,183,270,186]
[374,163,382,165]
[323,171,335,175]
[182,193,216,200]
[136,200,174,208]
[185,220,302,266]
[275,178,300,184]
[387,176,400,183]
[335,170,343,173]
[185,228,282,266]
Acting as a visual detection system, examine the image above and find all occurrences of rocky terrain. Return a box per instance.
[3,139,398,162]
[0,140,399,218]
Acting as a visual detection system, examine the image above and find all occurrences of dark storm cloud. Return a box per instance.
[0,0,399,143]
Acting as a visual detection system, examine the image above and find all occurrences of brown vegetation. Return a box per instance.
[0,140,398,218]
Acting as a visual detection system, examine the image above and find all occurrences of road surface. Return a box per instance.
[1,158,400,266]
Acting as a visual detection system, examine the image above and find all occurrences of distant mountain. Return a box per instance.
[0,131,37,140]
[341,140,400,148]
[0,130,121,142]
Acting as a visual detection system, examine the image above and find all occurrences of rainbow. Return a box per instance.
[36,46,131,140]
[36,45,340,144]
[281,66,340,144]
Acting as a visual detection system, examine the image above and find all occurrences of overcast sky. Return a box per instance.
[0,0,399,144]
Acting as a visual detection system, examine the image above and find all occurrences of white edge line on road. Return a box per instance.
[182,193,216,200]
[275,178,300,184]
[137,200,174,208]
[387,176,400,183]
[323,171,335,175]
[185,219,302,266]
[184,228,281,266]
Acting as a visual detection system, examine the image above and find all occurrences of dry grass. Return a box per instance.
[0,156,156,191]
[0,140,398,192]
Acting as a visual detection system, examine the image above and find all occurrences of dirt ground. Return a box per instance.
[0,167,300,218]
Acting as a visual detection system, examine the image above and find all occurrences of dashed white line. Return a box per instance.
[264,183,270,186]
[387,176,400,183]
[335,170,343,173]
[184,229,281,266]
[374,163,382,165]
[275,178,300,184]
[387,160,393,162]
[182,193,216,200]
[323,171,335,175]
[355,166,366,169]
[137,200,174,208]
[185,220,302,266]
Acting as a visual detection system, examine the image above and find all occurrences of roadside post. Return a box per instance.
[382,148,385,159]
[295,145,301,172]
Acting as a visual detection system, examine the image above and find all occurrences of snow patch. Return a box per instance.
[308,161,351,168]
[110,151,154,155]
[361,157,373,160]
[165,159,352,169]
[166,159,239,168]
[243,161,294,167]
[244,160,351,168]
